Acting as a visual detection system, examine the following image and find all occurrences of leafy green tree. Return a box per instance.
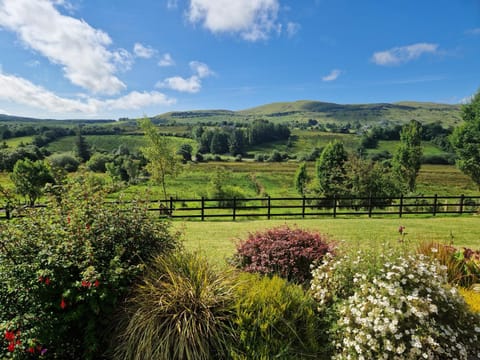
[139,118,179,200]
[451,90,480,189]
[177,143,193,162]
[229,128,245,155]
[294,162,309,195]
[392,119,423,193]
[210,130,229,154]
[316,140,349,197]
[74,126,91,162]
[10,159,54,206]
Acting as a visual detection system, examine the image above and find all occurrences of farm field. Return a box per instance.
[175,217,480,265]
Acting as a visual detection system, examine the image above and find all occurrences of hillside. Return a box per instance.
[152,100,462,126]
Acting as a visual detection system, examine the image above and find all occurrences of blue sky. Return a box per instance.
[0,0,479,119]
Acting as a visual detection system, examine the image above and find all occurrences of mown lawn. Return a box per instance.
[174,216,480,265]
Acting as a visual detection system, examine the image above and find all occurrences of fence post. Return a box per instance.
[368,194,373,218]
[201,197,205,221]
[169,197,174,217]
[459,194,465,215]
[432,194,438,216]
[399,195,403,218]
[233,197,236,221]
[267,196,271,220]
[332,195,337,218]
[302,196,306,218]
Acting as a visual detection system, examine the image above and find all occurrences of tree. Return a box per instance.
[139,118,179,200]
[177,143,193,162]
[74,126,91,162]
[451,90,480,189]
[316,140,349,197]
[392,120,423,193]
[294,162,309,196]
[10,159,54,206]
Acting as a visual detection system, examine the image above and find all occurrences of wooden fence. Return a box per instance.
[1,194,478,221]
[149,194,480,220]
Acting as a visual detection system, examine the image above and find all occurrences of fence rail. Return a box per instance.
[1,194,478,221]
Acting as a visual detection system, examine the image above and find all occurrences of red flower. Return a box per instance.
[60,298,67,309]
[94,279,100,287]
[28,347,35,353]
[67,216,71,224]
[38,276,44,283]
[4,331,15,342]
[44,277,50,285]
[398,226,405,234]
[7,342,15,352]
[81,280,91,288]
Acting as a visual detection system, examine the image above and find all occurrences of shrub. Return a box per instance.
[47,152,80,172]
[0,176,179,359]
[114,251,236,360]
[311,251,480,359]
[86,152,113,172]
[233,225,335,284]
[417,241,480,287]
[458,287,480,313]
[230,273,322,360]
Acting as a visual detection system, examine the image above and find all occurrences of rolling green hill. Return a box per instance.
[148,100,462,127]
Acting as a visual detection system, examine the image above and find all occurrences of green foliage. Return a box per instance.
[114,251,236,360]
[311,250,480,359]
[451,90,480,189]
[0,177,179,358]
[294,162,309,195]
[208,167,248,207]
[139,118,180,200]
[86,152,113,172]
[74,126,91,162]
[47,152,80,172]
[10,158,54,205]
[392,119,423,193]
[316,140,349,197]
[230,273,322,360]
[177,143,193,162]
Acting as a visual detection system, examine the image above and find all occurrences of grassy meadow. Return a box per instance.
[175,217,480,265]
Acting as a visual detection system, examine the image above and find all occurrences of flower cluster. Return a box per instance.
[311,252,480,359]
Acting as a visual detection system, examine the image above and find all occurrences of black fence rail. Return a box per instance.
[148,194,480,221]
[1,195,478,221]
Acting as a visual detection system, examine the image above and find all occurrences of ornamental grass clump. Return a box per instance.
[233,225,336,284]
[114,251,236,360]
[311,251,480,359]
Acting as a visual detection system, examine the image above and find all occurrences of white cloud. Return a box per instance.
[156,60,213,93]
[188,0,280,41]
[0,0,128,95]
[286,22,300,38]
[158,53,175,67]
[134,43,157,59]
[466,28,480,35]
[322,69,342,82]
[156,76,202,93]
[0,72,175,114]
[371,43,439,66]
[190,61,213,78]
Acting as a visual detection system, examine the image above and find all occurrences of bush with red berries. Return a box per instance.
[232,225,336,284]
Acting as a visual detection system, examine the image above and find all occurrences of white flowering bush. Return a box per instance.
[311,251,480,359]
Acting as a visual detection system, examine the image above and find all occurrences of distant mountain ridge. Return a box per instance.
[154,100,462,126]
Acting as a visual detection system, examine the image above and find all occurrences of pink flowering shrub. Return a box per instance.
[233,225,336,284]
[0,175,179,359]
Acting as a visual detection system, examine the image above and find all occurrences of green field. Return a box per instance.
[175,217,480,265]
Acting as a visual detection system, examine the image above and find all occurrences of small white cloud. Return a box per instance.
[156,76,202,93]
[371,43,439,66]
[460,94,474,104]
[286,22,300,38]
[190,61,213,78]
[188,0,281,41]
[322,69,342,82]
[133,43,157,59]
[158,53,175,67]
[26,59,41,67]
[466,28,480,35]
